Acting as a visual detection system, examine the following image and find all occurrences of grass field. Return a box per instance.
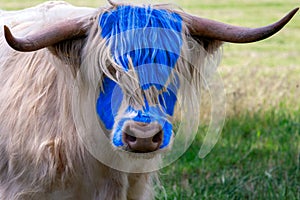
[1,0,300,199]
[157,108,300,199]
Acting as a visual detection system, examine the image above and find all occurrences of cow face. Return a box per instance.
[96,5,183,153]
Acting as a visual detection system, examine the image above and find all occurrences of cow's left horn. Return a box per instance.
[4,19,90,52]
[182,7,299,43]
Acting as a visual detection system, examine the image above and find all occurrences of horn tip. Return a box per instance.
[290,7,299,15]
[3,25,16,48]
[3,25,19,51]
[3,25,31,52]
[3,25,11,38]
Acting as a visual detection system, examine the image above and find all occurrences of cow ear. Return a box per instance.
[48,37,87,71]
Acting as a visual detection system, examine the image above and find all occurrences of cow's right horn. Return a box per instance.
[4,19,90,52]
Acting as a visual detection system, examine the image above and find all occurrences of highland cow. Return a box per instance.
[0,1,298,199]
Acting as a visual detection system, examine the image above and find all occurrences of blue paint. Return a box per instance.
[97,5,183,149]
[160,121,173,148]
[159,87,177,116]
[99,6,182,41]
[99,5,182,89]
[96,77,123,130]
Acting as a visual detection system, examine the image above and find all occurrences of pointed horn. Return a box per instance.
[182,7,299,43]
[4,19,90,52]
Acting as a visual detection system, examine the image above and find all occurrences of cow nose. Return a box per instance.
[123,121,163,153]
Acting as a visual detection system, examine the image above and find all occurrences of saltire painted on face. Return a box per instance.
[97,5,183,149]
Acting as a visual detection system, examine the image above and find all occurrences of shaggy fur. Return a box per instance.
[0,1,222,199]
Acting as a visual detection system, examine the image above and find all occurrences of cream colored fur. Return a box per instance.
[0,1,222,199]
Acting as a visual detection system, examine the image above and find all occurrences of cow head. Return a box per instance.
[95,6,185,153]
[3,2,298,161]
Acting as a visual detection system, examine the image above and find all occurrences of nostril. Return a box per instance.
[152,131,162,143]
[125,133,136,143]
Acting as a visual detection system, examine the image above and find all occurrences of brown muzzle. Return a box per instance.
[122,121,163,153]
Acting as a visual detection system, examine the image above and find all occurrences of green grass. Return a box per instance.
[1,0,300,199]
[157,107,300,199]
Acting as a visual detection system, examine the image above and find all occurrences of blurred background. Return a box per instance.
[1,0,299,199]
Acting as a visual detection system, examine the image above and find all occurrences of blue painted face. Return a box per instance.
[97,5,183,150]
